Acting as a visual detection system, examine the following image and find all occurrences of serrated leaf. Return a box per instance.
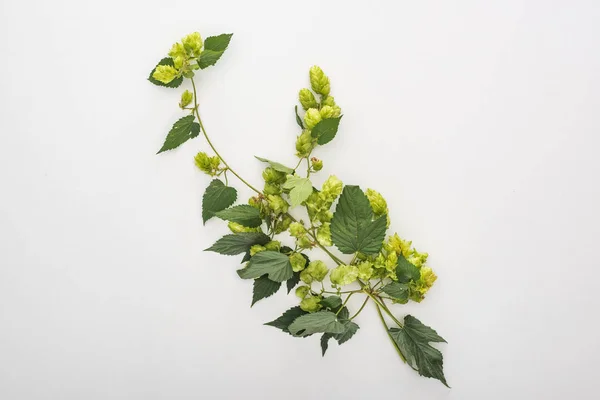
[321,333,334,356]
[215,205,262,228]
[265,306,308,334]
[205,232,270,255]
[255,156,294,174]
[237,251,293,282]
[286,271,301,293]
[396,254,421,283]
[320,296,342,310]
[381,282,409,301]
[198,33,233,69]
[148,57,183,88]
[330,186,387,254]
[295,105,305,129]
[202,179,237,223]
[252,275,281,306]
[310,116,342,145]
[335,320,359,345]
[389,316,448,387]
[282,175,313,207]
[157,115,200,153]
[288,311,347,337]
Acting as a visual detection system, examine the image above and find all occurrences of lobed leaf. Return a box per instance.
[198,33,233,69]
[205,232,270,255]
[265,306,308,334]
[237,251,293,282]
[215,204,262,227]
[252,275,281,306]
[288,311,346,337]
[202,179,237,223]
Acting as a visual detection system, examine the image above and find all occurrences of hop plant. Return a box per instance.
[148,32,448,387]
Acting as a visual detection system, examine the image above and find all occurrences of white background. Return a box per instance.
[1,0,599,399]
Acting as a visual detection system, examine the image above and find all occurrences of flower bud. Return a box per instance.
[264,240,281,251]
[194,152,220,175]
[263,182,281,195]
[330,265,359,286]
[309,65,330,96]
[289,252,307,272]
[306,260,328,282]
[357,261,374,280]
[321,95,336,107]
[319,105,335,119]
[262,167,286,184]
[316,223,332,247]
[169,42,187,60]
[289,222,307,238]
[153,65,178,84]
[250,245,266,256]
[365,189,388,217]
[295,130,315,157]
[304,108,322,129]
[310,157,323,171]
[300,269,313,284]
[297,236,314,249]
[386,233,412,257]
[228,221,260,233]
[299,88,318,110]
[182,32,203,58]
[300,296,322,312]
[321,175,343,200]
[179,90,193,108]
[295,285,310,299]
[267,195,289,215]
[331,106,342,118]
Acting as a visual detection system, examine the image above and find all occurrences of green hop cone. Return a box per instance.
[300,269,313,284]
[262,167,286,184]
[365,189,388,216]
[169,42,187,60]
[194,152,220,175]
[408,248,429,268]
[319,105,335,119]
[250,245,267,256]
[357,261,374,280]
[309,66,330,96]
[330,264,359,286]
[289,252,307,272]
[322,175,343,200]
[264,241,281,251]
[305,260,328,282]
[273,214,292,234]
[267,195,289,215]
[179,90,193,109]
[300,296,322,312]
[289,222,307,238]
[311,157,323,171]
[304,108,322,129]
[153,65,179,84]
[295,285,310,299]
[228,222,260,233]
[182,32,203,58]
[299,88,318,110]
[316,223,332,247]
[263,182,281,195]
[297,236,314,249]
[295,130,315,157]
[385,233,412,257]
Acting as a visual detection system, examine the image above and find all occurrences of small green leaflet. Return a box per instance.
[238,251,293,282]
[320,333,334,355]
[148,57,183,88]
[288,311,346,337]
[381,282,409,302]
[310,116,342,145]
[286,271,301,293]
[254,156,294,174]
[198,33,233,69]
[330,185,387,254]
[396,254,421,283]
[215,205,262,228]
[389,316,448,387]
[320,296,342,310]
[265,306,307,335]
[252,275,281,306]
[202,179,237,223]
[295,105,305,129]
[205,232,270,255]
[336,321,359,344]
[282,175,313,207]
[157,115,200,154]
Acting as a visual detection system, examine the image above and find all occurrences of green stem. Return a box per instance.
[363,291,403,327]
[336,292,354,315]
[190,77,262,194]
[349,296,369,320]
[375,303,407,363]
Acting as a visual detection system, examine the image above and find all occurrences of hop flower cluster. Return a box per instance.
[152,32,204,84]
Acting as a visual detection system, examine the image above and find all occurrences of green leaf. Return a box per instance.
[148,57,183,88]
[157,115,200,153]
[215,205,262,228]
[389,316,448,387]
[254,156,294,174]
[381,282,409,302]
[295,105,305,129]
[396,254,421,283]
[252,275,281,306]
[288,311,347,337]
[202,179,237,223]
[330,186,387,255]
[321,333,334,356]
[335,320,359,345]
[205,232,270,255]
[282,175,313,207]
[237,251,293,282]
[265,306,308,334]
[310,116,342,145]
[320,296,342,310]
[286,271,301,294]
[198,33,233,69]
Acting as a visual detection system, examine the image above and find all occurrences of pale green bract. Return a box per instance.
[148,31,447,387]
